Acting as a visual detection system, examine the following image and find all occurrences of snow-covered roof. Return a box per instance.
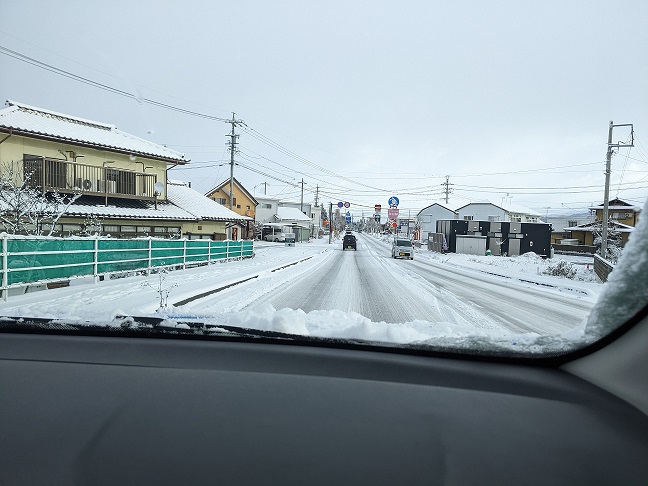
[206,177,258,205]
[456,200,541,217]
[589,199,641,212]
[547,217,589,233]
[417,202,456,215]
[167,181,251,221]
[0,100,186,163]
[276,206,311,221]
[62,182,250,222]
[65,197,195,220]
[565,221,635,233]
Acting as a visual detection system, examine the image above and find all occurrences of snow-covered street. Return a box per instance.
[0,233,601,345]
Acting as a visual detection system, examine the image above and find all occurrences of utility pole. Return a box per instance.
[441,175,453,204]
[602,121,634,258]
[300,178,306,214]
[314,185,319,207]
[226,113,243,210]
[328,202,333,244]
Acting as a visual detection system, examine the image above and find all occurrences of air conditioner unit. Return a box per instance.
[97,180,117,193]
[75,178,94,191]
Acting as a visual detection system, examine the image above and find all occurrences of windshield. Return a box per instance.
[0,1,646,359]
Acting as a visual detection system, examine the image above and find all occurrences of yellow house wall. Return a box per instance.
[594,209,639,227]
[180,220,227,237]
[0,134,168,198]
[209,185,256,218]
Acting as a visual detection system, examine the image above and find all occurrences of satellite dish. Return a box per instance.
[153,182,164,196]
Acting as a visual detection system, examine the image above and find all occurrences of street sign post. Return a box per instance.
[388,208,399,219]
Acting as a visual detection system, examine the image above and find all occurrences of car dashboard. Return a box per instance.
[0,329,647,485]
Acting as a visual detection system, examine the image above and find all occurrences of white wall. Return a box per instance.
[457,204,507,222]
[255,197,280,223]
[418,205,457,237]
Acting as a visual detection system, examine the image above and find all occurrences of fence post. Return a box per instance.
[182,238,187,269]
[93,236,99,284]
[2,234,8,302]
[147,237,152,275]
[226,239,230,259]
[208,240,212,263]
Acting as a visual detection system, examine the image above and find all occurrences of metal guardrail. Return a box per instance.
[0,235,254,301]
[594,254,614,282]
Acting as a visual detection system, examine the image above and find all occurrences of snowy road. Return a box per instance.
[192,234,595,335]
[0,234,598,342]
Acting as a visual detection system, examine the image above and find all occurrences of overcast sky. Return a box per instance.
[1,0,646,217]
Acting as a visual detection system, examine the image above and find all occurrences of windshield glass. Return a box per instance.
[0,1,646,359]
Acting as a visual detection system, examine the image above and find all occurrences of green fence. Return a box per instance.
[1,236,254,300]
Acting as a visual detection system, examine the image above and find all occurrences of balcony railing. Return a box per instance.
[22,157,158,200]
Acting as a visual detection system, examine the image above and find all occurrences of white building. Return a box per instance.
[255,196,313,241]
[456,201,541,223]
[417,203,457,238]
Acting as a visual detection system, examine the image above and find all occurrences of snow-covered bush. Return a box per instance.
[543,260,576,279]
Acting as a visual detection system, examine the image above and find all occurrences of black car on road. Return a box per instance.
[343,234,357,250]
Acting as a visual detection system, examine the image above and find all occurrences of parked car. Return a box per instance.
[342,234,357,250]
[392,238,413,259]
[264,232,286,242]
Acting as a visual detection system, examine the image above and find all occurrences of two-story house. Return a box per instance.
[255,196,312,241]
[417,202,457,239]
[205,177,258,239]
[456,201,541,223]
[565,198,640,248]
[0,100,247,239]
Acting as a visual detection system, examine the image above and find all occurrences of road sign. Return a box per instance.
[337,201,344,208]
[344,202,350,208]
[391,222,398,228]
[388,208,399,219]
[388,196,399,207]
[345,216,351,223]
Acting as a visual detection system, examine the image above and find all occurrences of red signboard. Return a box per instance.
[392,222,398,228]
[388,208,399,219]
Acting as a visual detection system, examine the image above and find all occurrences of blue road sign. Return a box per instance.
[337,201,344,208]
[388,196,399,207]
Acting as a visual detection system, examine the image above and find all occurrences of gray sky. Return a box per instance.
[1,0,647,217]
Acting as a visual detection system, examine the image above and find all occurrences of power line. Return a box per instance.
[0,44,231,122]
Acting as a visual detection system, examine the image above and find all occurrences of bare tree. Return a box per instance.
[0,161,81,236]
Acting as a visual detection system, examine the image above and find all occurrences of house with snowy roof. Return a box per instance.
[0,100,248,239]
[456,201,541,223]
[564,198,640,248]
[417,202,457,239]
[205,177,258,239]
[255,196,312,241]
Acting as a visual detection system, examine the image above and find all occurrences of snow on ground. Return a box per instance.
[0,233,615,355]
